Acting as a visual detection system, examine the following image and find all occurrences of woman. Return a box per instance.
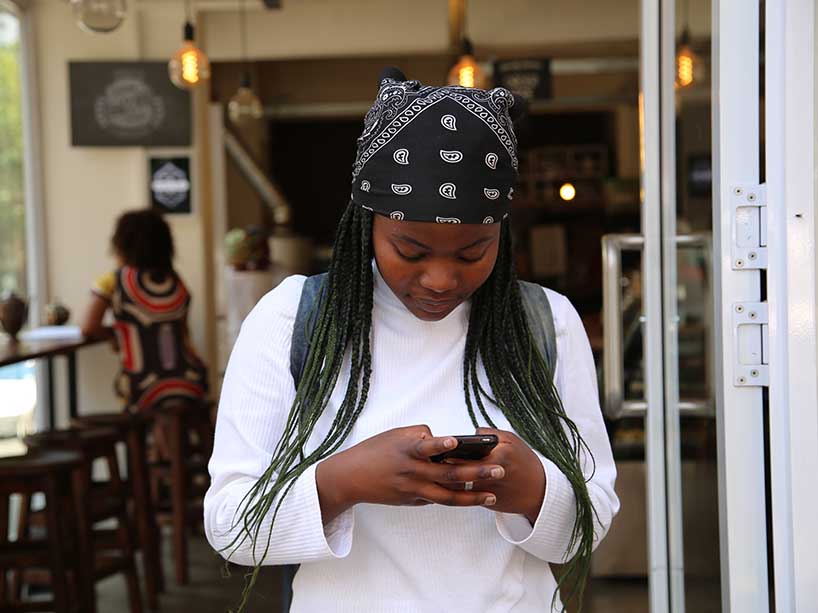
[205,70,618,612]
[81,209,208,413]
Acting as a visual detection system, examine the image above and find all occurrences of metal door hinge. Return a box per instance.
[731,183,767,270]
[733,301,769,387]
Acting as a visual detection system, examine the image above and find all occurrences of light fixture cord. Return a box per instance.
[185,0,192,23]
[240,0,249,69]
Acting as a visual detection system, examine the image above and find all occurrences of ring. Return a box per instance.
[464,481,474,491]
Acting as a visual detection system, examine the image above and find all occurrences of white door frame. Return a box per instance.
[639,0,670,609]
[765,0,818,610]
[712,0,770,611]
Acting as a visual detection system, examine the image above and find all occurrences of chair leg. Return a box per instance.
[45,475,73,613]
[71,466,97,613]
[9,492,31,600]
[107,449,144,613]
[168,415,189,585]
[117,508,144,613]
[0,495,7,604]
[128,427,163,608]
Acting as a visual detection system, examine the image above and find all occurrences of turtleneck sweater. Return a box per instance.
[204,265,619,612]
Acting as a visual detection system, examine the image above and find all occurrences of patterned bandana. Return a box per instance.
[351,70,519,225]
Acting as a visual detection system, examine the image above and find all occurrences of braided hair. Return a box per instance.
[224,201,596,611]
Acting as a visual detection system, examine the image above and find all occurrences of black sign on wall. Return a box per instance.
[69,62,191,147]
[493,59,552,101]
[150,157,191,215]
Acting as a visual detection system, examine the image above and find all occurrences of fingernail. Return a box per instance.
[490,467,505,479]
[444,438,456,449]
[483,495,496,506]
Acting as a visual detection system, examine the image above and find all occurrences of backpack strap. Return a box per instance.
[289,273,328,390]
[517,280,558,372]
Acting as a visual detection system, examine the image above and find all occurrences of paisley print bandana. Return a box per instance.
[351,68,520,225]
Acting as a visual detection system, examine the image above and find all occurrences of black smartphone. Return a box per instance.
[430,434,499,463]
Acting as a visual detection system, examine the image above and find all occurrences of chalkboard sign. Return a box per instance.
[150,156,192,214]
[69,62,191,147]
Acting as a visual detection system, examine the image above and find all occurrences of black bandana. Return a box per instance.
[351,70,519,225]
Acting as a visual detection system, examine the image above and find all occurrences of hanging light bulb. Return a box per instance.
[168,20,210,90]
[71,0,127,34]
[447,38,488,89]
[675,29,696,88]
[229,72,264,123]
[228,0,263,123]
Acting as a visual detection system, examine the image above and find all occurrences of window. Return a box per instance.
[0,3,36,441]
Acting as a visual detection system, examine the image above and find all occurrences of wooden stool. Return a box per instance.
[23,427,144,613]
[0,448,89,613]
[147,400,213,586]
[71,411,163,611]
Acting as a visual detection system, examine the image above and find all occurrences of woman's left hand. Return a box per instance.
[441,427,546,524]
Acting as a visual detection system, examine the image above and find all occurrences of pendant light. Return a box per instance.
[675,0,697,88]
[448,37,488,89]
[71,0,127,34]
[168,0,210,90]
[228,0,264,123]
[446,1,487,89]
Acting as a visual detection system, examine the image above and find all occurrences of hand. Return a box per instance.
[441,427,546,524]
[315,425,505,524]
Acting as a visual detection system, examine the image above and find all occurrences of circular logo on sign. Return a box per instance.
[94,73,165,139]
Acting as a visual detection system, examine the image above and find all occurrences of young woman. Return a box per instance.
[81,209,208,413]
[205,70,618,612]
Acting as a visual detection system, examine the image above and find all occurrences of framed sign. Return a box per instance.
[150,157,191,215]
[493,59,552,101]
[69,62,191,147]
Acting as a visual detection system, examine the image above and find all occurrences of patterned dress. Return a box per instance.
[93,267,208,412]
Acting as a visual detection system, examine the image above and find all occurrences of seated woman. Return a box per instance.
[80,209,208,416]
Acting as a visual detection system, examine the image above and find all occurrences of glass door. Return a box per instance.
[499,0,768,609]
[592,0,722,611]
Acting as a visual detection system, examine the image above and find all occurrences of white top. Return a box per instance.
[205,265,619,612]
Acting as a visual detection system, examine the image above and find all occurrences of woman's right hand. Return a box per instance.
[315,425,504,524]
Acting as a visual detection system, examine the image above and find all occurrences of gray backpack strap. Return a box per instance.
[518,280,558,372]
[289,273,328,390]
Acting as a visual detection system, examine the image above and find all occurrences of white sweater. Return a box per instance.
[205,265,619,612]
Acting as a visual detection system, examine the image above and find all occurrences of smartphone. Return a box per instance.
[430,434,499,463]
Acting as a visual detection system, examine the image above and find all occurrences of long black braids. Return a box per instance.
[465,218,596,609]
[223,201,595,612]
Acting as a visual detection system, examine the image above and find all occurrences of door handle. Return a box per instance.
[602,233,713,419]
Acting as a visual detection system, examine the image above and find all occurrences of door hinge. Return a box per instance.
[731,183,767,270]
[733,301,769,387]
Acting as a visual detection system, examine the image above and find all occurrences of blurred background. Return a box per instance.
[0,1,721,611]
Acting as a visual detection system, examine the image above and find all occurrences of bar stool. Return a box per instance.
[147,400,213,586]
[23,427,144,613]
[71,411,163,611]
[0,448,89,613]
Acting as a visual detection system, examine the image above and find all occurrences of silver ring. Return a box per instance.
[464,481,474,491]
